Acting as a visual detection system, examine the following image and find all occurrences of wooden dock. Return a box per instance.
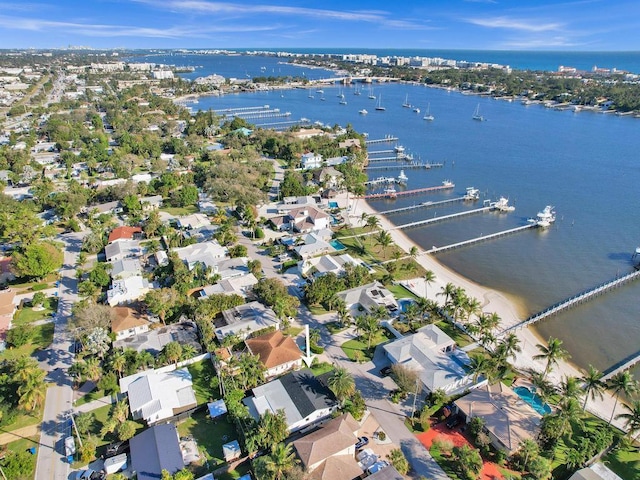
[365,162,443,171]
[362,183,455,200]
[213,105,269,113]
[391,206,493,230]
[365,136,399,144]
[366,154,412,163]
[602,349,640,382]
[427,224,536,255]
[382,196,473,215]
[503,269,640,334]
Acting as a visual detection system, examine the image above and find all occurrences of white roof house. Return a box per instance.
[200,273,259,298]
[293,234,333,260]
[177,213,211,230]
[119,368,197,425]
[110,258,142,280]
[216,301,280,341]
[105,240,142,263]
[301,152,323,169]
[336,281,399,314]
[299,253,364,277]
[173,241,228,270]
[107,276,151,306]
[382,324,481,395]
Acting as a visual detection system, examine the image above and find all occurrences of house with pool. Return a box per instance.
[454,382,543,455]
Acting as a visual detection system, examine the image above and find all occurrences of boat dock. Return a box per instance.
[364,162,443,171]
[503,268,640,333]
[368,149,396,155]
[382,196,471,215]
[213,105,270,114]
[602,349,640,382]
[365,136,399,145]
[428,224,537,255]
[255,119,310,129]
[225,109,292,120]
[392,205,494,230]
[365,177,396,186]
[362,182,455,199]
[366,155,413,163]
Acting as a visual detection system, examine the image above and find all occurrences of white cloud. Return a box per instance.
[466,16,564,32]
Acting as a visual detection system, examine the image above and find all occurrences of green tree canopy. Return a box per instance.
[12,241,63,279]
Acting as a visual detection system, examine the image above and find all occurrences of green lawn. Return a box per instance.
[2,436,39,480]
[217,461,252,480]
[177,410,239,468]
[0,322,55,361]
[188,359,220,405]
[0,406,43,431]
[341,328,394,361]
[435,321,475,348]
[12,297,58,326]
[385,284,420,301]
[160,205,199,216]
[73,388,107,407]
[605,445,640,480]
[88,404,146,453]
[326,322,348,334]
[283,326,303,337]
[8,273,58,294]
[310,361,335,377]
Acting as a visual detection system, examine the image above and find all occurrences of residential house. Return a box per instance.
[270,206,330,234]
[366,465,405,480]
[119,368,197,425]
[108,226,143,244]
[325,156,348,167]
[111,306,151,341]
[139,195,163,211]
[109,258,142,280]
[130,424,185,480]
[107,276,151,306]
[173,241,228,271]
[177,213,211,230]
[105,239,143,263]
[301,152,323,170]
[338,138,361,149]
[312,167,343,189]
[293,233,333,260]
[336,281,398,315]
[299,253,364,278]
[0,290,16,348]
[216,301,280,341]
[292,413,361,474]
[198,273,258,298]
[245,330,303,378]
[243,369,338,432]
[382,324,481,395]
[197,194,217,214]
[114,321,201,356]
[568,463,623,480]
[87,200,121,216]
[454,382,543,455]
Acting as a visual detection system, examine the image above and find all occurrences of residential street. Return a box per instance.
[35,232,84,480]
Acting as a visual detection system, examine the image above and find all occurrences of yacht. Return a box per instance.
[375,94,385,111]
[442,180,454,188]
[359,109,368,115]
[339,99,347,105]
[354,85,361,96]
[492,197,515,212]
[396,170,408,185]
[423,103,434,121]
[472,104,484,121]
[316,89,324,94]
[394,145,405,154]
[464,187,480,200]
[402,94,411,108]
[383,187,397,198]
[534,206,556,227]
[368,86,376,100]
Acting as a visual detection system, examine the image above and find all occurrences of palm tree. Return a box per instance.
[580,365,606,411]
[423,270,436,299]
[533,337,570,380]
[328,367,356,406]
[403,302,420,332]
[181,344,198,361]
[17,368,47,412]
[558,376,581,400]
[264,442,299,480]
[366,214,381,231]
[495,332,521,363]
[374,230,393,258]
[409,245,419,259]
[607,371,638,425]
[554,397,583,437]
[462,297,482,324]
[336,301,351,328]
[237,353,266,389]
[84,356,102,382]
[162,341,183,366]
[437,282,457,310]
[468,355,496,383]
[358,315,381,349]
[616,400,640,440]
[110,349,127,378]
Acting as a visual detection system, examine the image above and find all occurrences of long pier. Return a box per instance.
[503,269,640,333]
[368,149,396,155]
[381,196,470,215]
[602,349,640,382]
[213,105,270,113]
[365,162,443,171]
[362,182,454,200]
[428,224,537,255]
[255,119,310,129]
[366,154,413,163]
[231,111,292,120]
[365,136,399,145]
[392,206,493,230]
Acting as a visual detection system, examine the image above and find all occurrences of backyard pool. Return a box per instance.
[398,298,416,313]
[514,386,552,415]
[328,201,339,209]
[330,239,346,251]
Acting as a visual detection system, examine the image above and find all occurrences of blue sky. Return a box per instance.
[0,0,638,50]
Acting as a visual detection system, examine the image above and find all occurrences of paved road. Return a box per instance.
[35,232,84,480]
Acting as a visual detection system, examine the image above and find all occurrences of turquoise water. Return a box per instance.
[514,386,552,415]
[330,239,346,251]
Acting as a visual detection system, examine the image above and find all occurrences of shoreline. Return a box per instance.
[340,192,629,431]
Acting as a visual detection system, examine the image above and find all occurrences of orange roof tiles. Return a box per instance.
[245,330,302,369]
[108,226,143,243]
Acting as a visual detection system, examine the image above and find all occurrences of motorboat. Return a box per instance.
[359,109,368,115]
[492,197,515,212]
[530,206,556,227]
[396,170,408,185]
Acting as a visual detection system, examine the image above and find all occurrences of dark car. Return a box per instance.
[446,416,461,429]
[103,440,129,459]
[355,436,369,450]
[379,366,392,377]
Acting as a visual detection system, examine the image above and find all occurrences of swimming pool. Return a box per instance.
[329,239,346,251]
[398,298,416,313]
[514,386,552,415]
[328,201,339,209]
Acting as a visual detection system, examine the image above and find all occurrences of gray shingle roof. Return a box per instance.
[130,424,184,480]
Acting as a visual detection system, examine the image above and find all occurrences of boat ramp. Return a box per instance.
[502,268,640,334]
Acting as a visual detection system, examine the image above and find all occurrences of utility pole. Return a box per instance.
[68,411,83,448]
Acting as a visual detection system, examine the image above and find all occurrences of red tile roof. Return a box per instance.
[245,330,302,369]
[108,226,143,243]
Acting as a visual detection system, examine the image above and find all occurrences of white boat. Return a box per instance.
[339,99,347,105]
[530,205,556,227]
[423,103,434,121]
[308,94,314,99]
[354,85,361,96]
[492,197,515,212]
[320,96,326,101]
[464,187,480,200]
[359,109,368,115]
[394,144,405,154]
[472,103,484,121]
[396,170,408,185]
[316,89,324,94]
[402,94,411,108]
[383,187,397,198]
[442,180,454,188]
[368,86,376,100]
[375,94,385,111]
[413,107,420,113]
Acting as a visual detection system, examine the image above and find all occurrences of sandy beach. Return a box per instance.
[340,192,629,432]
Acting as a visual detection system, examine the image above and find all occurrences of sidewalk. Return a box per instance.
[74,395,116,414]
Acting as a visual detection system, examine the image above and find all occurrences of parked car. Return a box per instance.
[379,366,392,376]
[71,469,105,480]
[446,415,461,429]
[355,437,369,450]
[103,440,129,459]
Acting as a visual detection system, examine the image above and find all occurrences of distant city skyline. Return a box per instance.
[0,0,638,51]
